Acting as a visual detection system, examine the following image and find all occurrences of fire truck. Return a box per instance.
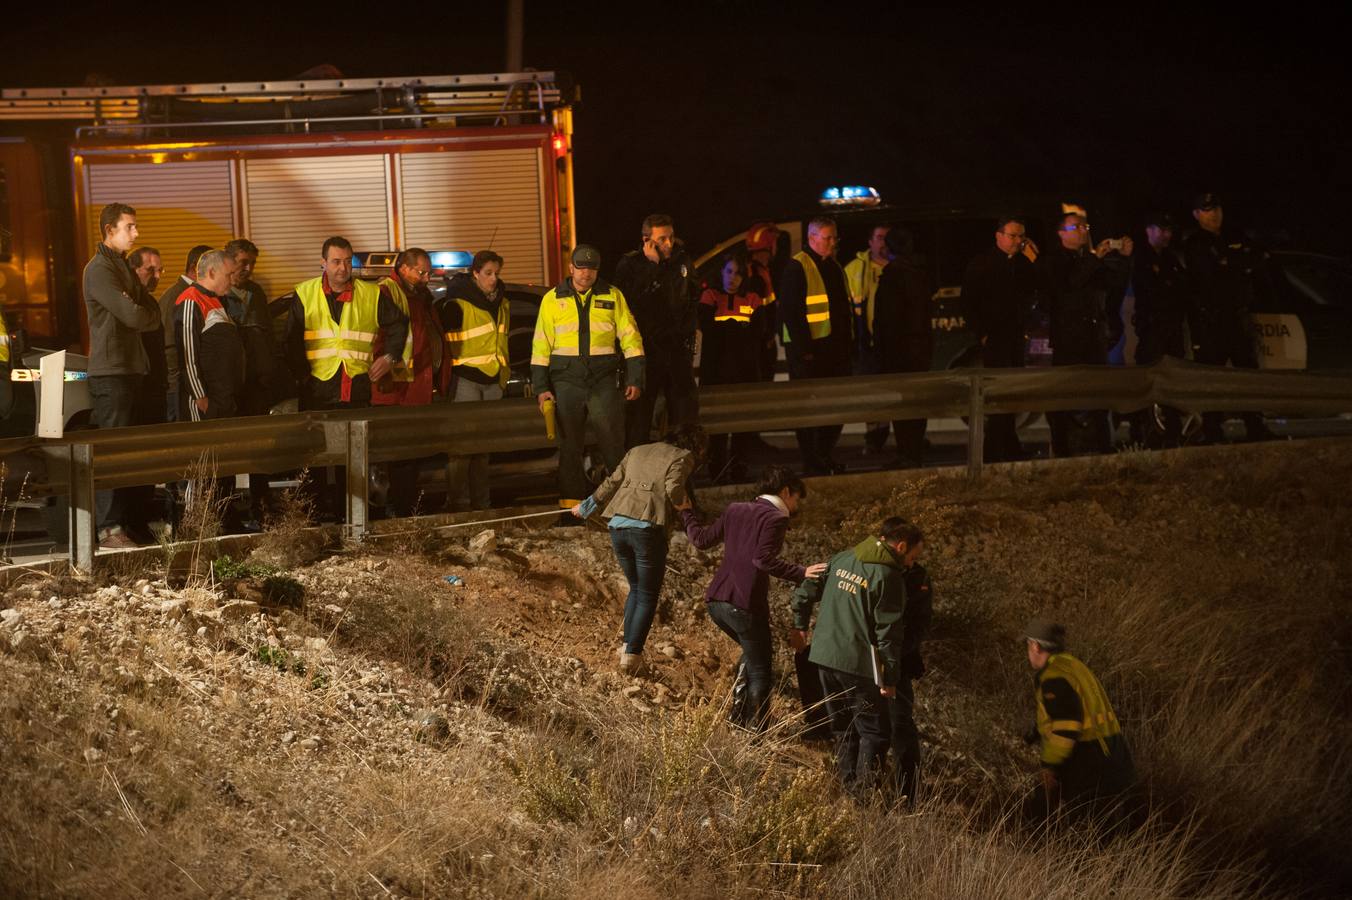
[0,70,577,430]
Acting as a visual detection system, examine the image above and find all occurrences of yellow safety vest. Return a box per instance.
[844,251,885,334]
[531,281,644,366]
[377,276,416,382]
[296,276,380,381]
[446,293,511,388]
[782,251,832,344]
[1036,652,1122,767]
[0,309,9,364]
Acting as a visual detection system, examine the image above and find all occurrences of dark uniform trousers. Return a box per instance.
[624,346,698,448]
[788,340,851,472]
[882,677,921,801]
[819,666,890,794]
[1195,314,1266,442]
[553,356,626,502]
[981,336,1025,461]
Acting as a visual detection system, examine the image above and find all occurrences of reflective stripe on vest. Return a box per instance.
[530,283,644,367]
[445,297,510,385]
[782,251,832,343]
[1036,652,1122,767]
[378,276,416,382]
[296,276,380,381]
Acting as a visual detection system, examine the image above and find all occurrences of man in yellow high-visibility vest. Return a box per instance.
[1021,618,1136,829]
[532,245,645,510]
[281,236,408,411]
[777,216,854,475]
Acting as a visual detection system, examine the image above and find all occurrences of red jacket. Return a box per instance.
[372,279,436,406]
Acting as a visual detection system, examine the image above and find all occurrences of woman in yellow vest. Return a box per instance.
[437,250,511,511]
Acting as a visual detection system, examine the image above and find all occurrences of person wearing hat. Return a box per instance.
[1130,212,1193,447]
[1022,618,1135,826]
[531,245,645,512]
[1181,193,1276,443]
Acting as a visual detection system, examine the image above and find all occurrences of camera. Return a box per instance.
[1105,238,1124,251]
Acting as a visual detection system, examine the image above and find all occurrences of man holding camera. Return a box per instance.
[1040,211,1132,456]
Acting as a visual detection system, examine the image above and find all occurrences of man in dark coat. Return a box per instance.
[1131,212,1192,447]
[871,227,933,468]
[613,214,700,448]
[961,217,1039,462]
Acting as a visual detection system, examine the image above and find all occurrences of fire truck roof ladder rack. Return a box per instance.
[0,71,567,127]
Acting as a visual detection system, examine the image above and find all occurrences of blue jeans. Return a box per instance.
[609,526,668,655]
[707,600,773,730]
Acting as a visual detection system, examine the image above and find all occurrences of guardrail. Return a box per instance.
[3,356,1351,573]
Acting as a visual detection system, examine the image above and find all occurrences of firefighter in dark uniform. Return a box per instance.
[532,245,645,510]
[697,251,766,482]
[613,214,699,448]
[1181,193,1276,443]
[1039,211,1132,456]
[1022,618,1135,828]
[1131,212,1193,447]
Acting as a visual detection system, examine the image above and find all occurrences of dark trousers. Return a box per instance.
[706,431,756,482]
[625,349,698,449]
[1048,345,1112,456]
[1195,317,1268,441]
[88,374,141,533]
[386,458,425,518]
[301,375,370,519]
[610,526,669,654]
[788,342,850,473]
[707,600,773,730]
[819,665,889,793]
[552,361,625,503]
[882,678,920,800]
[1132,330,1186,447]
[982,337,1025,461]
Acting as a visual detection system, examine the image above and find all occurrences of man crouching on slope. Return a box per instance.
[790,518,920,799]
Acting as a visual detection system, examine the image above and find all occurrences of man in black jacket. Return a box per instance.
[613,214,700,448]
[871,228,933,468]
[1039,212,1131,456]
[962,216,1039,461]
[1181,193,1276,443]
[884,555,932,804]
[778,216,854,475]
[1131,213,1192,446]
[159,245,213,423]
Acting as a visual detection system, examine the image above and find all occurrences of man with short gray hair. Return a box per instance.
[777,216,854,474]
[174,249,243,422]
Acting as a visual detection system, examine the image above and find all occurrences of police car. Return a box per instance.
[1249,251,1352,373]
[353,250,547,397]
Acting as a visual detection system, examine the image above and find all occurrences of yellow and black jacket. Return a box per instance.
[1035,652,1134,797]
[530,278,644,393]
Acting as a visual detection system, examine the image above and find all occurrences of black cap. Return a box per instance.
[1024,618,1067,651]
[571,244,601,269]
[1144,211,1176,229]
[1193,192,1222,211]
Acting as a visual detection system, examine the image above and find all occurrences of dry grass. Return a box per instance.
[3,439,1349,896]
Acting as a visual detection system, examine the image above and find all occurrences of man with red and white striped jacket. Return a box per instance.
[175,249,245,422]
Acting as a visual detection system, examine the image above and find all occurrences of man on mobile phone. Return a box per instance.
[613,214,700,448]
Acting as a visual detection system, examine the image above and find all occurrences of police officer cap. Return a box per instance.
[1193,192,1222,211]
[1024,618,1067,651]
[571,244,601,269]
[1144,211,1176,229]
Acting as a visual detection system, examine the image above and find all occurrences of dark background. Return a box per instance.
[4,2,1348,268]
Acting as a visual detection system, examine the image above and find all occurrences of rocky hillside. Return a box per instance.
[3,439,1350,898]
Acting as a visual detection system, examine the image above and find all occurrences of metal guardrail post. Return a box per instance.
[346,421,370,540]
[967,373,985,478]
[67,443,96,573]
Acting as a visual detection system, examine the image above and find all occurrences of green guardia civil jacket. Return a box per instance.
[791,536,907,686]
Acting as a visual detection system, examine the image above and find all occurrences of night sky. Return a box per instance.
[4,3,1348,265]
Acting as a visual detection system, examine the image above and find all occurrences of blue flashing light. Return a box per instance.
[821,186,842,202]
[818,184,882,208]
[429,250,474,269]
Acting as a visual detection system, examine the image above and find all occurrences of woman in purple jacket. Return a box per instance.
[681,465,826,730]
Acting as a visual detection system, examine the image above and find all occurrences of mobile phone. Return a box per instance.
[1105,238,1124,251]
